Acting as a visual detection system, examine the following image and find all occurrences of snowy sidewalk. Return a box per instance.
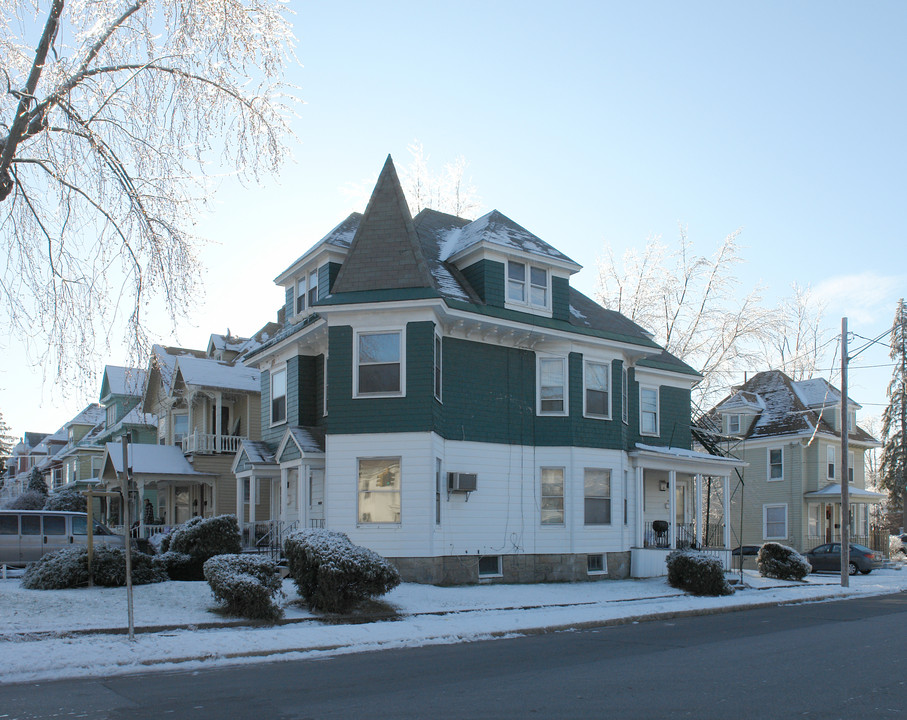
[1,567,905,685]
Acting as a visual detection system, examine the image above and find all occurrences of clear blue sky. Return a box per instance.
[2,0,904,438]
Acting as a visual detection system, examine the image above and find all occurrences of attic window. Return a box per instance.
[728,414,741,435]
[507,261,549,310]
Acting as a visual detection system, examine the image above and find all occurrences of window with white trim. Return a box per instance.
[106,404,116,428]
[538,357,566,415]
[848,450,854,483]
[478,555,502,577]
[763,504,787,539]
[243,478,261,505]
[433,333,442,401]
[173,412,189,443]
[827,445,835,480]
[507,260,549,310]
[621,366,629,424]
[584,468,611,525]
[356,331,402,396]
[296,277,306,315]
[728,414,741,435]
[358,457,401,524]
[270,367,287,425]
[587,554,606,574]
[768,448,783,481]
[640,386,659,436]
[584,360,610,419]
[308,270,319,308]
[808,504,821,537]
[540,467,565,525]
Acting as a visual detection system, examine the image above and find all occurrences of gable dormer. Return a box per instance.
[275,212,359,325]
[715,390,764,438]
[439,210,581,321]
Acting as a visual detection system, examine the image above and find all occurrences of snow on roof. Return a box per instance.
[116,407,158,428]
[803,483,885,502]
[439,210,579,267]
[150,345,208,396]
[103,443,207,477]
[237,439,275,465]
[792,378,860,410]
[634,443,745,466]
[103,366,147,398]
[175,355,260,393]
[275,212,362,283]
[65,404,106,428]
[208,333,249,354]
[288,426,326,454]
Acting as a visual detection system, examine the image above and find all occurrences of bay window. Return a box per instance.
[357,331,402,396]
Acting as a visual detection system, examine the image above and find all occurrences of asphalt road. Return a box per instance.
[2,591,906,720]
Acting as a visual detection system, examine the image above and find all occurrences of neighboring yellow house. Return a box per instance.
[698,370,883,553]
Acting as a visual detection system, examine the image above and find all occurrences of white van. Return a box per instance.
[0,510,125,566]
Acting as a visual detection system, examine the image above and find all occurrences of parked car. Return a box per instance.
[803,543,883,575]
[732,545,760,556]
[0,510,124,567]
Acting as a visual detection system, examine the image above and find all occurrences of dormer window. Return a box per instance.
[106,404,116,428]
[728,414,741,435]
[296,277,307,314]
[507,261,549,311]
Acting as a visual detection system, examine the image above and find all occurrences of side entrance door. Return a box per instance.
[308,468,325,528]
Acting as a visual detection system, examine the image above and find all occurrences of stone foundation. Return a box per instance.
[388,551,632,585]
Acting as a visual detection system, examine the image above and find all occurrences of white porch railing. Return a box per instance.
[181,431,246,455]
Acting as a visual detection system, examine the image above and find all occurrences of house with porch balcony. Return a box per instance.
[697,370,883,554]
[234,156,743,582]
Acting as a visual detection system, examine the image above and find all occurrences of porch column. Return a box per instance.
[722,475,731,549]
[137,479,146,536]
[635,467,644,547]
[215,391,223,453]
[694,474,703,549]
[236,476,244,526]
[668,470,677,549]
[279,467,288,525]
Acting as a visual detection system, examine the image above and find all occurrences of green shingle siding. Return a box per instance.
[552,276,570,322]
[278,443,301,463]
[285,286,294,319]
[318,262,342,300]
[461,259,505,307]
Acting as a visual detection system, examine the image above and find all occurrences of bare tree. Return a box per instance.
[399,141,481,218]
[761,283,830,381]
[597,227,775,407]
[0,0,296,388]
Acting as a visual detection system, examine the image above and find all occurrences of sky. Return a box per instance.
[2,0,905,439]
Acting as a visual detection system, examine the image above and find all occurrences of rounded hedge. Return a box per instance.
[666,549,734,596]
[757,542,811,581]
[203,554,284,621]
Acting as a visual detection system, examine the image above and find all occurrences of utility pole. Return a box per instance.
[120,434,135,641]
[840,318,850,588]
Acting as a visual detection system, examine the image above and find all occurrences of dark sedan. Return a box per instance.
[804,543,883,575]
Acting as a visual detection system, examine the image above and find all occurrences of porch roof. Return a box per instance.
[100,443,214,486]
[804,483,885,504]
[630,443,746,474]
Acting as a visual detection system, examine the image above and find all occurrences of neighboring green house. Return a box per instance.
[96,365,157,446]
[698,370,883,554]
[236,156,742,583]
[53,404,107,491]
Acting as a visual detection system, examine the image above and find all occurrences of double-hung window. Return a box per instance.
[763,504,787,540]
[508,261,549,310]
[584,469,611,525]
[357,331,402,396]
[584,360,610,418]
[308,271,319,308]
[173,412,189,443]
[358,457,401,524]
[827,445,835,480]
[540,467,565,525]
[728,414,741,435]
[640,387,659,436]
[538,357,566,414]
[296,277,306,315]
[621,366,629,424]
[270,367,287,425]
[848,450,854,483]
[768,448,783,481]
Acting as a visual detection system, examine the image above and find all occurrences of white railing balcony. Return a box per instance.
[180,431,246,455]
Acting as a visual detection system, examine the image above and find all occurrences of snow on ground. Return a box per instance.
[1,566,905,686]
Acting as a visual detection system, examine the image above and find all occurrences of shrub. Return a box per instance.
[204,554,284,621]
[4,490,46,510]
[153,551,198,581]
[158,515,242,580]
[91,546,167,587]
[284,529,401,613]
[666,549,734,596]
[26,466,48,496]
[757,542,811,581]
[44,488,87,512]
[21,547,165,589]
[890,535,905,559]
[22,547,89,589]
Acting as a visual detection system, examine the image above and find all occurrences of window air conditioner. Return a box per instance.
[447,472,478,493]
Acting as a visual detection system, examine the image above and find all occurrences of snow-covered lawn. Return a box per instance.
[1,565,905,685]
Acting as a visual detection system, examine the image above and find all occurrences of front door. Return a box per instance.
[173,486,191,524]
[285,468,300,527]
[308,468,325,528]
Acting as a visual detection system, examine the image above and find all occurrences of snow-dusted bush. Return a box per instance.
[204,554,284,621]
[21,547,89,589]
[757,542,811,581]
[26,466,48,496]
[153,550,197,581]
[43,488,87,512]
[91,547,167,587]
[21,547,166,589]
[890,535,905,560]
[284,529,401,613]
[666,549,734,596]
[3,490,46,510]
[159,515,242,580]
